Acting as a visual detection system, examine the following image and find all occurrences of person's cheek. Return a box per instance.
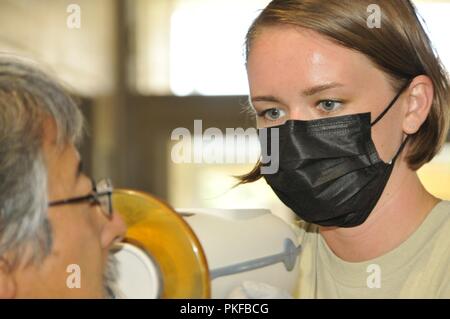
[62,206,104,297]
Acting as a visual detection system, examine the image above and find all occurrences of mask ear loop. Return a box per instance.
[387,135,410,165]
[371,79,413,127]
[370,79,413,165]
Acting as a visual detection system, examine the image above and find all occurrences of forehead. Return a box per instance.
[246,25,380,91]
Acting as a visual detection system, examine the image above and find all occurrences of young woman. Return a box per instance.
[240,0,449,298]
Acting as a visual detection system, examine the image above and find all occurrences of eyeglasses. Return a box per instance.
[48,178,114,218]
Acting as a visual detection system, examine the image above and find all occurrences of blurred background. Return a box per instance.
[0,0,449,223]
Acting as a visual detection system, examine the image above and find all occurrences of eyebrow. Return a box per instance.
[251,82,344,104]
[301,82,344,97]
[251,95,281,104]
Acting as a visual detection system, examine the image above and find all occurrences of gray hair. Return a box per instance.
[0,56,84,268]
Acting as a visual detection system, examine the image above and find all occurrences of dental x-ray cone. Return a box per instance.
[112,189,210,299]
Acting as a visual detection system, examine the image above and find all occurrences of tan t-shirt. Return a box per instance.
[293,200,450,298]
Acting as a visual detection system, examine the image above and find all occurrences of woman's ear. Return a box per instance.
[0,258,16,299]
[402,75,434,135]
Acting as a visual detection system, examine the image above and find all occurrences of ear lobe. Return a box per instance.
[403,75,434,135]
[0,258,16,299]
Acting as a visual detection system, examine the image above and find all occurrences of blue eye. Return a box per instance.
[258,108,286,121]
[317,100,343,113]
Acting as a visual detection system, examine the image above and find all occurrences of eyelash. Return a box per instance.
[315,99,344,114]
[256,108,286,121]
[256,99,344,121]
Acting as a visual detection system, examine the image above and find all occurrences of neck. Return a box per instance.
[319,157,440,262]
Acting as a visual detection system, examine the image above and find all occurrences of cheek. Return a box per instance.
[256,118,265,129]
[29,209,106,296]
[371,107,405,162]
[48,207,104,271]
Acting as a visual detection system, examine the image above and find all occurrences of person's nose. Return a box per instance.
[288,108,306,121]
[101,209,127,248]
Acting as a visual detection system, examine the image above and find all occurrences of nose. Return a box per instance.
[288,108,306,121]
[101,209,127,248]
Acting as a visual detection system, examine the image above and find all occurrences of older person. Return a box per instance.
[0,57,126,298]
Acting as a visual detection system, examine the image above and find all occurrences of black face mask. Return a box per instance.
[259,81,411,228]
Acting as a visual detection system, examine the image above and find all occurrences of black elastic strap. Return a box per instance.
[389,135,410,165]
[371,79,413,127]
